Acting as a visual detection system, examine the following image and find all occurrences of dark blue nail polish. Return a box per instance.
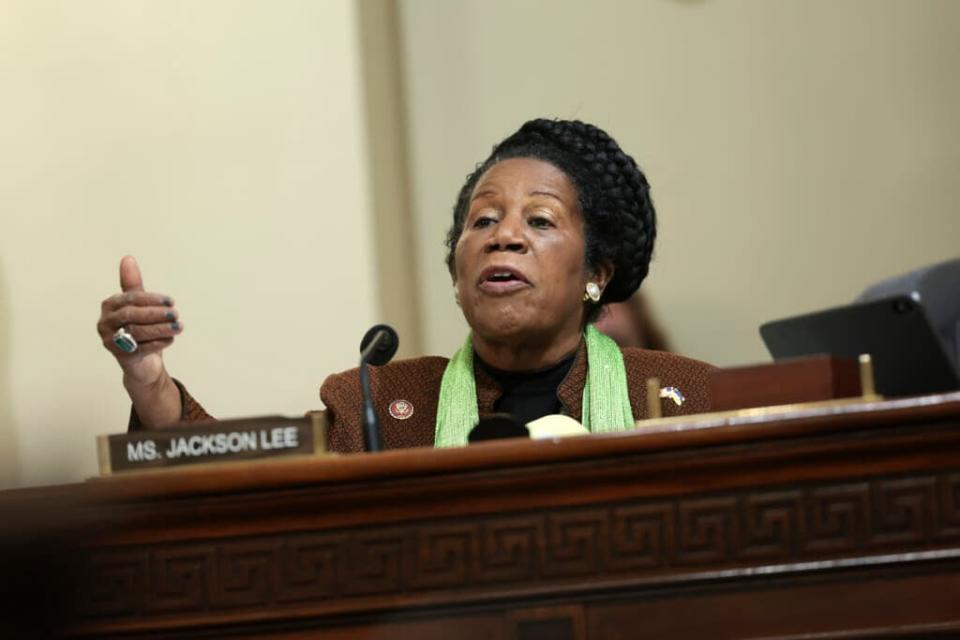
[165,311,176,321]
[170,321,181,331]
[163,297,173,307]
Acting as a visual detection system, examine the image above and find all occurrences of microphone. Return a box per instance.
[359,324,399,452]
[360,324,399,366]
[468,413,529,443]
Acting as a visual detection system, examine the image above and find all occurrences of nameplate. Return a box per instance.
[97,414,328,475]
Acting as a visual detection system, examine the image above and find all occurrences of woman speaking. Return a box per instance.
[97,118,713,452]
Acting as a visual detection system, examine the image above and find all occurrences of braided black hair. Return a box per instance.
[445,119,656,319]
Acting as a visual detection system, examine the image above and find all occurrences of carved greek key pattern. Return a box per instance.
[73,550,146,617]
[676,497,738,565]
[541,512,605,578]
[475,517,541,584]
[805,484,869,552]
[407,523,473,589]
[145,546,214,614]
[738,491,802,559]
[607,503,672,569]
[72,473,960,621]
[213,541,275,609]
[343,527,406,596]
[276,535,340,602]
[869,477,936,545]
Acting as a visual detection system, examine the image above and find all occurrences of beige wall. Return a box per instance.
[0,1,378,487]
[398,0,960,365]
[356,0,424,358]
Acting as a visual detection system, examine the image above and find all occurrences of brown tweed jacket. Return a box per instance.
[133,341,713,454]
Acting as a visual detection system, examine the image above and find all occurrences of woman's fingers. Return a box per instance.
[124,320,183,344]
[100,305,178,331]
[100,322,181,354]
[100,331,175,355]
[101,291,174,312]
[98,319,180,351]
[97,303,181,349]
[97,298,183,354]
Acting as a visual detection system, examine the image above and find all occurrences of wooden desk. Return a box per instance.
[5,392,960,638]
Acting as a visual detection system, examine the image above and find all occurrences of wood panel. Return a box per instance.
[1,391,959,638]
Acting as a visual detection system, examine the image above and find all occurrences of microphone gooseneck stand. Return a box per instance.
[360,361,380,451]
[358,324,399,453]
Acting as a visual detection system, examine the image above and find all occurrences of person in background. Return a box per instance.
[594,292,673,352]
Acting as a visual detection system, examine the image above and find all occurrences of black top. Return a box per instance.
[475,351,577,425]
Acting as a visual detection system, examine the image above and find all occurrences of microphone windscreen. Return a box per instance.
[468,413,529,443]
[359,324,399,366]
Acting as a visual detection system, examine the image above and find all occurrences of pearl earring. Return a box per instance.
[584,282,601,303]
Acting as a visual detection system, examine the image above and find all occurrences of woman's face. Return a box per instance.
[454,157,599,351]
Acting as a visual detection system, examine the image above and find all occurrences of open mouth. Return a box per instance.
[486,271,522,283]
[478,266,530,294]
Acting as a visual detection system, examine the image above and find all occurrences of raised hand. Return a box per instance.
[98,256,183,426]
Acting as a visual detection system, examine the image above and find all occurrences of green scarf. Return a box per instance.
[434,324,635,447]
